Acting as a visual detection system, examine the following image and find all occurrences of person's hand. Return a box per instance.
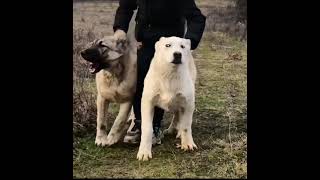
[113,29,127,41]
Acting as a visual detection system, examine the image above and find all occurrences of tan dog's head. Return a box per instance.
[80,36,128,74]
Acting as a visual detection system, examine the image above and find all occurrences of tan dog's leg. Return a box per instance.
[105,102,132,146]
[177,106,197,151]
[95,95,110,146]
[137,100,154,161]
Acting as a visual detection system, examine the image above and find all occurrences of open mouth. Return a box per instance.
[89,62,102,74]
[171,58,182,64]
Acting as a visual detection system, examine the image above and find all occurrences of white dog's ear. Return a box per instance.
[184,39,191,50]
[159,37,166,41]
[155,37,166,49]
[155,40,161,50]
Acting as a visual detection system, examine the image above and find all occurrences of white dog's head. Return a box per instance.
[154,36,192,65]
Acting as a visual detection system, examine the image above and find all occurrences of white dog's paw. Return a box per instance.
[95,135,108,147]
[177,141,198,151]
[137,148,152,161]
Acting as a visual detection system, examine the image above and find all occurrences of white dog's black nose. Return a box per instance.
[173,52,182,59]
[172,52,182,64]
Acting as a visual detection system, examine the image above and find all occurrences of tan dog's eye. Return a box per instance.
[99,41,108,47]
[181,45,185,49]
[165,44,171,47]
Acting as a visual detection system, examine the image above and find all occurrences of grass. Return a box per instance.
[73,0,247,178]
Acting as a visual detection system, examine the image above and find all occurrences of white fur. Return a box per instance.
[137,37,197,161]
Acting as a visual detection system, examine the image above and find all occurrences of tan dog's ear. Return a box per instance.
[84,39,99,49]
[107,39,128,60]
[116,39,129,53]
[108,51,123,60]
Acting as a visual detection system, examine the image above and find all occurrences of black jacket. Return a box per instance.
[113,0,206,50]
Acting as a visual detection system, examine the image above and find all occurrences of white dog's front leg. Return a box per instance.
[178,106,197,151]
[105,102,132,146]
[137,100,154,161]
[95,95,110,146]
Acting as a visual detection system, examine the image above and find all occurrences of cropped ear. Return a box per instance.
[107,39,127,60]
[184,39,191,50]
[159,37,166,41]
[155,39,161,50]
[107,51,123,60]
[155,37,166,50]
[85,39,99,48]
[115,39,129,53]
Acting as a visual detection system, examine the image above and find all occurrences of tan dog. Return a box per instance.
[80,32,137,146]
[80,9,139,146]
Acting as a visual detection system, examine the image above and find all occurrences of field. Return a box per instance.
[73,0,247,178]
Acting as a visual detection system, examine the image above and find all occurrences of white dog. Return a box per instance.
[137,36,197,161]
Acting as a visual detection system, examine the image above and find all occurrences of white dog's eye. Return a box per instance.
[181,45,185,49]
[165,44,171,47]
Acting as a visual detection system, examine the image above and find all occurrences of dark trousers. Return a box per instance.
[133,42,164,130]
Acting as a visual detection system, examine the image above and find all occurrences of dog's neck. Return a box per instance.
[102,60,124,79]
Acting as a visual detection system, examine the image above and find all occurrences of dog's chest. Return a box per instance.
[97,73,133,103]
[157,92,188,112]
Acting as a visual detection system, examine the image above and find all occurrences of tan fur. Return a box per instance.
[94,11,137,146]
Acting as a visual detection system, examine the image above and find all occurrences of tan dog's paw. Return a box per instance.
[137,148,152,161]
[104,133,121,146]
[95,135,108,147]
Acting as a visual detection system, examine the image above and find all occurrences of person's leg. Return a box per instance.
[124,44,165,144]
[152,107,165,144]
[131,46,148,129]
[124,45,154,143]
